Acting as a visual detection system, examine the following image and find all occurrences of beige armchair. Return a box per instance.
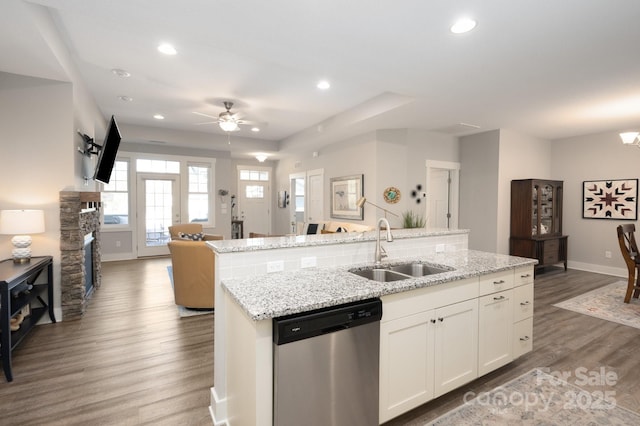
[167,234,223,309]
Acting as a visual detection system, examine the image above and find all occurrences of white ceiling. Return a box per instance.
[3,0,640,158]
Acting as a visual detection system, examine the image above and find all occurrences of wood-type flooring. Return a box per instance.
[1,259,639,425]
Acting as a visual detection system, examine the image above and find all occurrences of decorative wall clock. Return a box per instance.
[383,187,401,204]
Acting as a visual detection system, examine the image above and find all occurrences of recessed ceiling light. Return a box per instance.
[251,127,260,132]
[118,95,133,102]
[317,80,330,90]
[158,43,177,55]
[153,114,165,120]
[111,68,131,78]
[450,18,477,34]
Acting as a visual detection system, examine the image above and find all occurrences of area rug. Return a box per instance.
[429,368,640,425]
[167,266,214,318]
[553,281,640,329]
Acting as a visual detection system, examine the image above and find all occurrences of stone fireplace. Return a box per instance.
[60,191,102,320]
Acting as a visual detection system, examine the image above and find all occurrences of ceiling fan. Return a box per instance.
[193,101,258,132]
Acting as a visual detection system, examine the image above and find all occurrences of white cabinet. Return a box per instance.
[478,289,513,375]
[433,298,478,397]
[379,278,479,423]
[513,266,534,358]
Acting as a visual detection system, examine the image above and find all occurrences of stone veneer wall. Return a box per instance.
[60,191,102,320]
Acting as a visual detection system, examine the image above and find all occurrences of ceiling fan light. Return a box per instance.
[219,120,239,132]
[255,154,268,162]
[620,132,640,144]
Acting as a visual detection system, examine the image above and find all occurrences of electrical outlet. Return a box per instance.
[605,250,612,259]
[301,256,317,268]
[267,260,284,273]
[115,241,121,247]
[435,244,445,253]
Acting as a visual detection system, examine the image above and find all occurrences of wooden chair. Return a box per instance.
[616,224,640,303]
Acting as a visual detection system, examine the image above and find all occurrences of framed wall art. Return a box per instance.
[330,174,364,220]
[583,179,638,220]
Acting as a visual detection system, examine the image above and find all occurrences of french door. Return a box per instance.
[136,173,180,257]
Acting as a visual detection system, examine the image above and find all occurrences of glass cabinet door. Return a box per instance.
[532,182,558,237]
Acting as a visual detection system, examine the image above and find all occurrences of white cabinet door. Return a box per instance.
[379,311,434,423]
[478,289,514,375]
[433,298,479,397]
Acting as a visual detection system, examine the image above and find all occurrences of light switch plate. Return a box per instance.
[435,244,445,253]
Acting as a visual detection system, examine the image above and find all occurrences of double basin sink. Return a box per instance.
[350,262,453,282]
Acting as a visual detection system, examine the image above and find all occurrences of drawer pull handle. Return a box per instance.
[493,296,506,301]
[520,274,531,278]
[520,336,530,341]
[493,280,505,285]
[520,301,530,306]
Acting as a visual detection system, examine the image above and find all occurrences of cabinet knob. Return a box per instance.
[519,336,530,341]
[520,301,530,306]
[438,317,444,322]
[493,280,505,285]
[493,295,506,301]
[520,274,531,278]
[430,319,436,324]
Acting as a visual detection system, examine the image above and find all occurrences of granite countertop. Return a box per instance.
[222,249,537,321]
[208,228,469,253]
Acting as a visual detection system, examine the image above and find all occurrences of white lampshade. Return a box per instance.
[0,209,45,263]
[620,132,640,145]
[0,209,45,235]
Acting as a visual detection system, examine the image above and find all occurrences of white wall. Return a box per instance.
[273,129,459,234]
[497,129,552,254]
[551,130,634,276]
[459,130,500,252]
[0,74,74,320]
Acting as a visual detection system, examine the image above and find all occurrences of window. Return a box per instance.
[295,178,305,212]
[188,164,210,223]
[245,185,264,199]
[136,159,179,174]
[239,170,269,181]
[102,160,129,225]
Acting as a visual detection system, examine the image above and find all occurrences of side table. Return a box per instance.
[0,256,56,381]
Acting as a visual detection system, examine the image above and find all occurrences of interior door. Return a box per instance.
[238,168,271,236]
[426,161,460,229]
[136,173,180,257]
[307,169,324,223]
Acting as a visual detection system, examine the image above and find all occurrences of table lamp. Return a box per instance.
[356,197,398,218]
[0,209,45,263]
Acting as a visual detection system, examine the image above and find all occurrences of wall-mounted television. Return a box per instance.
[94,115,121,184]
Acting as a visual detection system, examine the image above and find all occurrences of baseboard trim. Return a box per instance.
[210,387,227,426]
[567,261,626,278]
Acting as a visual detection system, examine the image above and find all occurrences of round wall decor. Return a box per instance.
[383,187,401,204]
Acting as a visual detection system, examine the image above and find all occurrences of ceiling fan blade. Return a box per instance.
[192,111,218,119]
[194,121,218,125]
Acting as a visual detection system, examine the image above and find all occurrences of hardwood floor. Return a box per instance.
[0,257,213,426]
[2,260,639,425]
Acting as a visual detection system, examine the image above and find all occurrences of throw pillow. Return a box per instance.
[178,232,205,241]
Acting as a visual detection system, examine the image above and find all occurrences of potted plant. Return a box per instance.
[402,210,426,228]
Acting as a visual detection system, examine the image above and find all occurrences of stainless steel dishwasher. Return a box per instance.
[273,298,382,426]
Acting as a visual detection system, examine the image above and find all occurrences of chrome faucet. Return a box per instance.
[375,217,393,265]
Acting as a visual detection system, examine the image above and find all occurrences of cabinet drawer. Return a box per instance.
[513,283,534,322]
[514,266,534,287]
[479,270,514,296]
[513,317,533,358]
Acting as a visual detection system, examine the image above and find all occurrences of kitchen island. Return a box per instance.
[207,229,536,425]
